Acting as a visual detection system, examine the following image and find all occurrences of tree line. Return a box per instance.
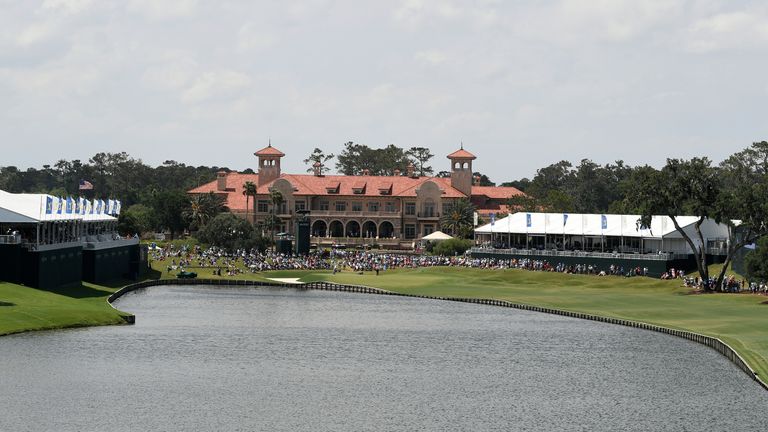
[505,142,768,291]
[3,141,768,288]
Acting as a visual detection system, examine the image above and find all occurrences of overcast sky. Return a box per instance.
[2,0,767,182]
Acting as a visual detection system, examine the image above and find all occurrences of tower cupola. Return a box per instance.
[446,143,476,196]
[254,141,285,187]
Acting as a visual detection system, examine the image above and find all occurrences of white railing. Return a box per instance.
[0,234,22,245]
[470,247,690,261]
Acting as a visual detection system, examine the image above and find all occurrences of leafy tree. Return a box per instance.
[507,190,573,213]
[118,204,156,236]
[507,194,541,212]
[303,148,334,174]
[472,172,495,186]
[501,178,531,192]
[625,159,719,289]
[146,190,192,239]
[439,198,476,238]
[335,142,410,176]
[745,236,768,282]
[526,160,575,199]
[197,213,255,251]
[433,238,473,256]
[406,147,434,176]
[712,141,768,287]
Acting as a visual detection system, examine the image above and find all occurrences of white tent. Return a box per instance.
[422,231,453,241]
[0,190,119,223]
[475,212,731,254]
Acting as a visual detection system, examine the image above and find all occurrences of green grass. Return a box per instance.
[0,281,130,336]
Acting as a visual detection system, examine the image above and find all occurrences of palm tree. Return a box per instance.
[269,189,284,247]
[184,192,226,231]
[440,198,476,239]
[242,181,257,223]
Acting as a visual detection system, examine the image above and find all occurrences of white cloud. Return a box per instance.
[127,0,198,20]
[181,70,252,104]
[141,54,199,91]
[16,23,56,46]
[683,9,768,52]
[237,23,276,52]
[414,50,448,66]
[39,0,94,15]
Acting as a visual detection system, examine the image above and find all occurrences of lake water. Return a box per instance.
[1,285,767,431]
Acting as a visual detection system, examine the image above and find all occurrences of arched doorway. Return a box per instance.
[329,220,344,237]
[345,220,361,238]
[311,220,327,237]
[379,221,395,238]
[362,221,377,238]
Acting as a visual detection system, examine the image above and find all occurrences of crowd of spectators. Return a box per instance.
[150,245,651,278]
[148,244,767,294]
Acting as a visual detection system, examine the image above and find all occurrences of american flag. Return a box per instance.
[79,179,94,190]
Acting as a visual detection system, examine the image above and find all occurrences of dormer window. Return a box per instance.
[352,181,366,194]
[326,182,340,194]
[378,182,392,195]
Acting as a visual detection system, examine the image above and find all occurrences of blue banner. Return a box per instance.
[57,197,63,214]
[490,212,496,226]
[96,199,102,214]
[526,213,532,228]
[601,214,607,230]
[45,197,53,215]
[563,214,568,226]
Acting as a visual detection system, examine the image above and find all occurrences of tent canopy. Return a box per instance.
[475,212,730,240]
[422,231,453,241]
[0,190,119,223]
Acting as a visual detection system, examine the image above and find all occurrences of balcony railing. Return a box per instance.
[417,212,440,219]
[309,210,400,218]
[470,247,690,261]
[0,234,22,245]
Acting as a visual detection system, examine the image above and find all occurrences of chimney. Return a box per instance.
[313,162,323,176]
[407,163,415,178]
[362,169,370,176]
[216,170,228,191]
[393,168,401,176]
[473,175,481,186]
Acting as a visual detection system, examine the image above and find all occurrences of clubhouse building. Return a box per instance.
[0,190,147,289]
[189,144,523,249]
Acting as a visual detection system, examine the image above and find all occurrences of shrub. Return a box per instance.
[433,238,473,256]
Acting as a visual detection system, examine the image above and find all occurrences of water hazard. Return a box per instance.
[1,285,767,431]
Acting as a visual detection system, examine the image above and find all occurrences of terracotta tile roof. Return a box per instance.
[472,185,524,200]
[190,172,525,212]
[447,148,476,159]
[254,144,285,157]
[476,204,511,216]
[188,172,260,211]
